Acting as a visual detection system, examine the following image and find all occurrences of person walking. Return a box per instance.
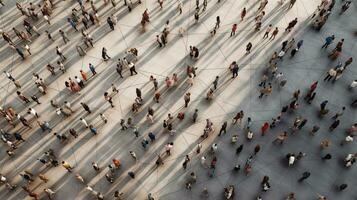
[192,109,199,123]
[254,144,261,155]
[182,155,190,169]
[129,62,138,76]
[59,29,70,44]
[99,113,108,124]
[184,92,191,107]
[92,162,100,171]
[89,63,97,75]
[81,102,91,113]
[107,17,115,30]
[230,24,237,37]
[56,46,66,60]
[329,119,340,131]
[246,42,253,54]
[263,24,272,39]
[102,47,111,61]
[261,122,269,135]
[17,91,30,103]
[321,35,335,49]
[80,118,89,128]
[298,171,311,182]
[270,27,279,39]
[28,108,39,118]
[285,18,298,32]
[104,92,115,107]
[273,131,288,144]
[322,153,332,160]
[62,161,74,172]
[324,67,337,82]
[332,106,346,120]
[215,16,221,29]
[344,57,353,68]
[231,61,239,78]
[289,0,296,8]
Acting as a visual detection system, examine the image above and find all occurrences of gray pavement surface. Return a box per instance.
[0,0,356,199]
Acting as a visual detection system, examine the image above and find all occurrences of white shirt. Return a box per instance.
[81,119,88,126]
[345,135,354,142]
[345,154,353,161]
[30,108,37,115]
[75,77,81,83]
[65,102,71,108]
[289,156,295,165]
[247,131,253,139]
[201,156,206,165]
[350,81,357,88]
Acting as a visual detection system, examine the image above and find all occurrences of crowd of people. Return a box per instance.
[0,0,356,200]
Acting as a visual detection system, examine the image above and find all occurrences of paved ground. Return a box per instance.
[0,0,356,199]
